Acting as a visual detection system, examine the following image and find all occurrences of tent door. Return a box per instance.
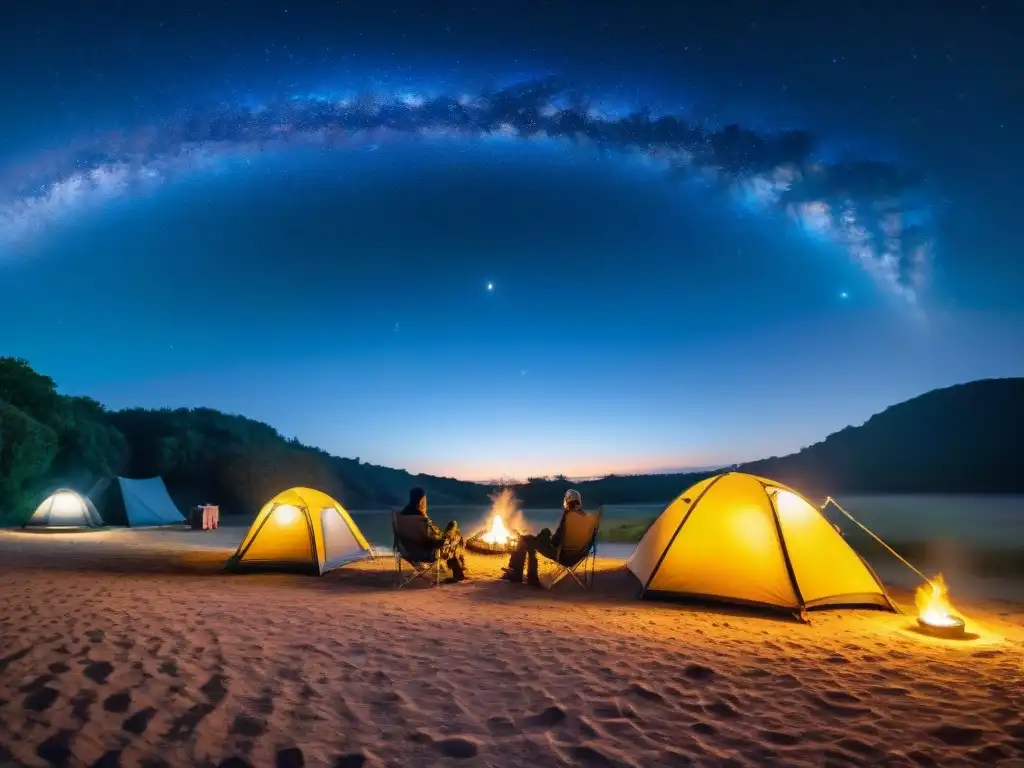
[320,507,364,572]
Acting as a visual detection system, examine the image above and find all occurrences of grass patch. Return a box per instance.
[598,518,655,543]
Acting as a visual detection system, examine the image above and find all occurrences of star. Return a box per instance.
[840,291,849,300]
[487,282,494,291]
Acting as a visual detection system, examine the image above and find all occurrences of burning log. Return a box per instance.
[915,574,967,639]
[466,514,523,555]
[466,489,527,555]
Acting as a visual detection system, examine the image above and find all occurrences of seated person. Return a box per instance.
[400,487,468,582]
[503,488,585,587]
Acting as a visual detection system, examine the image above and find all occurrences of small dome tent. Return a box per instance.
[626,472,896,616]
[23,489,104,529]
[227,487,373,575]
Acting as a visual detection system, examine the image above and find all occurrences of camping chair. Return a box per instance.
[541,506,603,590]
[392,511,448,587]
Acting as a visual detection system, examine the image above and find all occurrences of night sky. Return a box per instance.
[2,2,1021,481]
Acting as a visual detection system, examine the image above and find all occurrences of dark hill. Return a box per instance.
[497,379,1024,506]
[3,355,1021,525]
[0,357,489,523]
[737,378,1024,495]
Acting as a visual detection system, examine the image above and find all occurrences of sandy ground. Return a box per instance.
[1,528,1023,768]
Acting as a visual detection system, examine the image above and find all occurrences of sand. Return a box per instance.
[1,529,1023,768]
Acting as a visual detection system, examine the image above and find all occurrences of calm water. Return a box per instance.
[342,495,1024,548]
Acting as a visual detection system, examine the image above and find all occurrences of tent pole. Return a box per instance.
[822,497,933,586]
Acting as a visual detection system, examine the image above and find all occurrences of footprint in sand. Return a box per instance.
[809,693,871,718]
[23,686,60,712]
[275,747,306,767]
[523,706,567,729]
[682,664,715,682]
[201,673,229,704]
[591,701,638,721]
[485,715,517,736]
[703,699,742,719]
[760,729,802,746]
[91,749,123,767]
[692,721,716,736]
[83,661,114,684]
[626,683,666,704]
[35,729,74,766]
[332,753,369,767]
[122,707,157,735]
[103,692,132,713]
[230,714,267,737]
[928,723,986,746]
[564,744,619,767]
[0,647,31,674]
[71,689,97,722]
[434,737,479,759]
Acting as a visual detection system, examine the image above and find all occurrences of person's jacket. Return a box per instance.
[399,503,444,544]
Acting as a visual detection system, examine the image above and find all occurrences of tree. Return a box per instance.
[0,403,59,521]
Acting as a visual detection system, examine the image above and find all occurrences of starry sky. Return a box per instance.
[2,1,1022,481]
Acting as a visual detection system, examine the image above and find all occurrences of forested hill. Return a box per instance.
[737,378,1024,495]
[544,377,1024,504]
[3,356,1021,525]
[0,357,488,522]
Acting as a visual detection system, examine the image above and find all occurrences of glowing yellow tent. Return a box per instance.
[227,487,373,575]
[626,472,896,615]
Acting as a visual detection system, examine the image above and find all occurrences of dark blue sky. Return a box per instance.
[2,1,1022,480]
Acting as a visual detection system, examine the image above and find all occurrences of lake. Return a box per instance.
[342,494,1024,548]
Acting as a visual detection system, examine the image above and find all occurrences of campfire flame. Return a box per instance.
[481,514,513,545]
[915,573,960,628]
[477,487,525,547]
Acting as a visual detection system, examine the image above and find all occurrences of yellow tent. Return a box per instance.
[227,487,373,575]
[626,472,896,615]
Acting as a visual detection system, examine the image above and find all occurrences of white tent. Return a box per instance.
[93,476,186,527]
[24,489,104,529]
[118,477,186,527]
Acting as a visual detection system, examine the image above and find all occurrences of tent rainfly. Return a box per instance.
[227,487,373,575]
[23,489,104,529]
[93,476,186,527]
[626,472,897,616]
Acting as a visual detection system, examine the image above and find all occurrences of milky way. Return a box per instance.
[0,79,931,304]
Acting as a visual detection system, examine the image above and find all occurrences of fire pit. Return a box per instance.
[466,514,523,555]
[915,573,968,639]
[916,614,967,639]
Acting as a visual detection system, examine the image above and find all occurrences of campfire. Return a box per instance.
[915,573,967,638]
[466,489,526,555]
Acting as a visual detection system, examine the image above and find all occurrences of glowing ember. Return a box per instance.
[915,573,961,628]
[480,514,513,546]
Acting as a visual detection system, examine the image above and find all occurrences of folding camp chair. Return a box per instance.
[392,511,448,587]
[541,506,603,590]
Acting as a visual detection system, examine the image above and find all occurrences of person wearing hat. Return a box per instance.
[400,486,469,582]
[502,488,585,587]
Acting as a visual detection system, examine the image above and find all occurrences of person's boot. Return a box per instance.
[446,558,467,583]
